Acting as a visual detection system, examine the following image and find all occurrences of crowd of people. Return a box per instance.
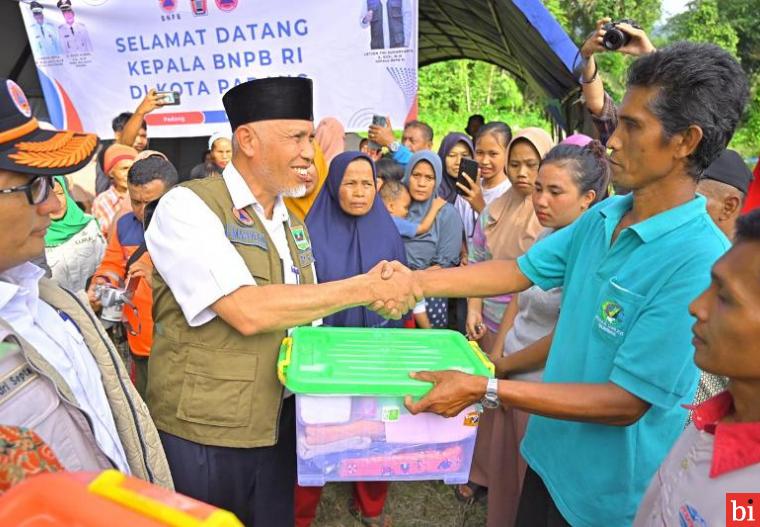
[1,17,759,527]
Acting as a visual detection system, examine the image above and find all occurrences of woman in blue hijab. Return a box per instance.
[437,132,474,204]
[301,151,404,524]
[402,151,465,328]
[306,151,407,328]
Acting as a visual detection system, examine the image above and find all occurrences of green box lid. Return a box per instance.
[278,327,494,397]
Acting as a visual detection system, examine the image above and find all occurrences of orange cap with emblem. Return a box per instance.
[0,78,98,176]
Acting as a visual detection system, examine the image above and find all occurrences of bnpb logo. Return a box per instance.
[727,494,760,527]
[215,0,238,11]
[159,0,177,12]
[6,80,31,118]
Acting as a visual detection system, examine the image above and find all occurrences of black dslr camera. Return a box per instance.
[602,19,641,50]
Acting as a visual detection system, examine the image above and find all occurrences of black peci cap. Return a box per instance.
[0,78,97,176]
[702,149,753,194]
[222,77,313,131]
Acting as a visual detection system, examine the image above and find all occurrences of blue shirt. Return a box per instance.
[516,194,730,527]
[392,144,412,166]
[392,216,418,238]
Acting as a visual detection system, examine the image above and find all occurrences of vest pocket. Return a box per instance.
[233,243,272,286]
[176,347,258,428]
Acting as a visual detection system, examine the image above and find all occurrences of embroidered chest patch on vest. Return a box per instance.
[290,225,311,251]
[225,225,268,250]
[232,207,255,226]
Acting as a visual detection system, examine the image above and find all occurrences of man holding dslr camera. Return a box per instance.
[581,18,752,238]
[579,17,656,143]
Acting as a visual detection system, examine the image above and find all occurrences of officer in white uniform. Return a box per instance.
[28,2,61,57]
[57,0,92,54]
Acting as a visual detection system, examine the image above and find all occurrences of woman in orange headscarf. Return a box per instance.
[284,141,329,221]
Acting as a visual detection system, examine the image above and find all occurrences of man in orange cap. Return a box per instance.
[92,143,137,237]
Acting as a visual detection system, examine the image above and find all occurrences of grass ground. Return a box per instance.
[312,481,487,527]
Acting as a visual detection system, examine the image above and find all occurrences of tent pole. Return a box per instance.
[9,43,31,82]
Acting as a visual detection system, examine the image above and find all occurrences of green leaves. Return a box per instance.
[668,0,739,56]
[418,60,551,144]
[664,0,758,156]
[417,0,758,157]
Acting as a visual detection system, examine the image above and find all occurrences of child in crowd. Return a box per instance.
[380,179,446,238]
[91,143,137,237]
[380,180,446,329]
[375,157,404,189]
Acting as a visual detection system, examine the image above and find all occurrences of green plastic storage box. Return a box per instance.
[277,326,494,486]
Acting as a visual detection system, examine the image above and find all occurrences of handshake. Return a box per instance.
[365,260,423,320]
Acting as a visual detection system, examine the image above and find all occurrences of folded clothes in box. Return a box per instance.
[278,327,494,486]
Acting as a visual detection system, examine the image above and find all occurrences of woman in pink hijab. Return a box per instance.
[315,117,346,164]
[561,133,593,147]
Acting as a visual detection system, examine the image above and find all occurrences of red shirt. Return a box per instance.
[741,157,760,213]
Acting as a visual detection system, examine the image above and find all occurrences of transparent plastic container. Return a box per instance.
[278,327,493,486]
[295,395,481,485]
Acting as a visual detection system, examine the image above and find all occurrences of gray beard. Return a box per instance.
[282,185,307,198]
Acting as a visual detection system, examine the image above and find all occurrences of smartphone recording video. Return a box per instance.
[156,91,181,106]
[456,158,479,195]
[368,114,386,150]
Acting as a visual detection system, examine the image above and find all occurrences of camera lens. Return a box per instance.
[603,27,629,50]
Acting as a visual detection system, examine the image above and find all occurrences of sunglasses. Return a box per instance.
[0,175,54,206]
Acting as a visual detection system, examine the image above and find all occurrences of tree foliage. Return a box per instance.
[664,0,758,155]
[418,60,551,144]
[720,0,760,77]
[668,0,738,56]
[553,0,661,39]
[417,0,758,156]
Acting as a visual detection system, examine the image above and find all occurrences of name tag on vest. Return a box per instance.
[0,363,37,406]
[298,248,315,267]
[225,225,268,250]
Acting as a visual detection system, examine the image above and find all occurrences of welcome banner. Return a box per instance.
[20,0,418,138]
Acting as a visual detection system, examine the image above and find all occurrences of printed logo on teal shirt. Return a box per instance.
[596,300,625,338]
[601,301,624,326]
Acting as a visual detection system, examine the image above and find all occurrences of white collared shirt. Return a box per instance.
[0,262,130,473]
[146,162,313,327]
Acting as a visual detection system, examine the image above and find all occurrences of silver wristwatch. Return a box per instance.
[389,140,401,153]
[481,377,500,409]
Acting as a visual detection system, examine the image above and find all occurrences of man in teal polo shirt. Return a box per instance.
[390,42,749,526]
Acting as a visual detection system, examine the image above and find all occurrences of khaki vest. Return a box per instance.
[148,176,315,448]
